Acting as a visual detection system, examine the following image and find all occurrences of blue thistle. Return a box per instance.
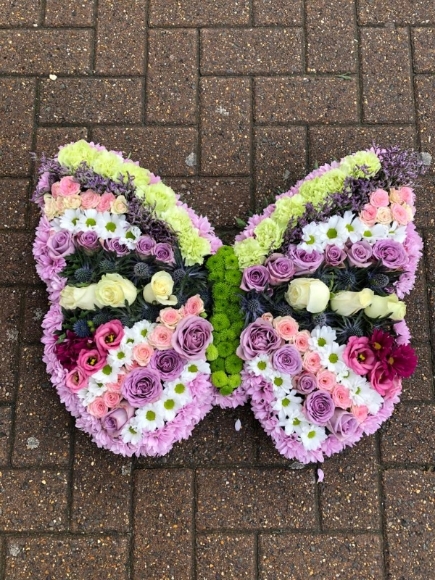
[73,319,92,338]
[74,266,93,284]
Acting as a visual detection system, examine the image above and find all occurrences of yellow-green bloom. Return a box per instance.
[254,218,284,251]
[234,238,266,269]
[57,140,99,170]
[340,151,381,178]
[161,205,191,234]
[271,194,305,225]
[91,151,125,181]
[143,182,177,213]
[121,162,151,188]
[179,233,211,266]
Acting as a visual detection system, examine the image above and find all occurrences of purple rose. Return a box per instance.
[289,246,324,275]
[346,241,373,268]
[372,239,408,270]
[136,235,156,258]
[265,253,295,285]
[241,265,270,292]
[101,404,135,437]
[293,371,317,395]
[272,345,303,375]
[324,245,347,267]
[172,315,213,361]
[326,410,360,441]
[150,349,184,381]
[46,230,75,260]
[303,390,335,426]
[153,242,175,264]
[121,367,162,408]
[236,320,283,361]
[103,237,130,256]
[75,230,100,254]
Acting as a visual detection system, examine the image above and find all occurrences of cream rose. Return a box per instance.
[143,271,178,306]
[285,278,330,313]
[43,194,59,220]
[94,273,137,307]
[110,195,128,214]
[364,293,406,321]
[330,288,374,316]
[62,195,82,210]
[60,284,98,310]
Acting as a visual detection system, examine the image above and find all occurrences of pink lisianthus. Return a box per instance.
[158,307,184,329]
[316,369,337,392]
[80,190,100,209]
[351,405,369,423]
[59,176,81,197]
[273,316,299,341]
[77,348,107,376]
[369,361,397,396]
[87,397,108,418]
[183,295,205,317]
[303,350,321,373]
[65,367,88,392]
[343,336,376,375]
[332,384,352,409]
[133,343,154,366]
[96,192,116,212]
[149,325,174,350]
[94,320,124,353]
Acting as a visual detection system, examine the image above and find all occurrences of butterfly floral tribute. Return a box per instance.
[33,140,223,456]
[233,146,428,463]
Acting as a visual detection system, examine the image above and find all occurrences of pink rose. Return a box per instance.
[391,203,410,225]
[159,307,183,329]
[77,348,107,376]
[133,343,154,366]
[332,385,352,409]
[359,203,377,226]
[65,367,88,392]
[59,176,81,197]
[294,330,310,353]
[51,181,61,198]
[106,377,123,393]
[87,397,108,418]
[351,404,368,423]
[303,350,321,373]
[343,336,376,375]
[103,391,122,408]
[149,325,174,350]
[370,189,389,208]
[80,190,100,209]
[397,187,414,205]
[97,192,116,212]
[316,369,337,392]
[273,316,299,341]
[183,295,205,317]
[94,320,124,353]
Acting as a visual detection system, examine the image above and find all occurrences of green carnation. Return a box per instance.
[225,354,243,374]
[217,341,234,358]
[179,233,211,267]
[121,162,151,188]
[234,238,266,269]
[91,150,125,181]
[206,344,219,361]
[340,151,381,178]
[271,194,305,225]
[57,140,99,170]
[211,371,228,388]
[210,313,230,332]
[254,218,284,252]
[225,269,242,286]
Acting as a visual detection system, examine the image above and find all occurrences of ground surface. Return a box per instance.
[0,1,435,578]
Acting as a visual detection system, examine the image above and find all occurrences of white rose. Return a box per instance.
[330,288,374,316]
[110,195,128,214]
[364,293,406,321]
[285,278,330,313]
[60,284,98,310]
[95,273,137,307]
[143,271,178,306]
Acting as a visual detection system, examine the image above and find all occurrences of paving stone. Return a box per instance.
[255,127,307,204]
[413,177,435,228]
[253,0,302,25]
[95,0,146,75]
[0,469,68,531]
[134,469,193,579]
[196,468,317,530]
[360,28,414,123]
[0,78,35,176]
[256,426,294,465]
[319,436,380,531]
[0,288,21,402]
[0,232,38,284]
[401,342,434,401]
[308,125,416,168]
[12,345,70,467]
[402,260,430,342]
[0,30,92,74]
[381,404,435,463]
[306,0,357,73]
[45,0,95,26]
[415,76,435,174]
[167,177,252,228]
[0,406,13,465]
[384,469,435,580]
[38,78,143,124]
[201,28,303,75]
[358,0,435,24]
[412,28,435,73]
[200,77,251,175]
[0,179,29,229]
[196,534,256,580]
[259,534,384,579]
[92,126,198,176]
[255,77,358,124]
[147,29,197,123]
[36,127,89,160]
[149,0,250,26]
[138,405,256,467]
[71,431,131,532]
[0,0,40,26]
[5,535,129,579]
[22,287,49,343]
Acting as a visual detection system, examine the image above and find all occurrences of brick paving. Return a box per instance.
[0,1,434,578]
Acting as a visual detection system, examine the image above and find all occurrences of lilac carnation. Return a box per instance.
[236,320,283,361]
[373,239,408,270]
[121,367,162,408]
[102,404,135,437]
[150,349,184,381]
[136,235,156,258]
[241,265,270,292]
[324,245,346,267]
[103,237,130,256]
[172,316,213,361]
[289,246,324,275]
[293,371,317,395]
[265,253,295,285]
[303,390,335,426]
[272,346,302,375]
[326,410,360,441]
[153,242,175,264]
[346,240,373,268]
[46,230,75,260]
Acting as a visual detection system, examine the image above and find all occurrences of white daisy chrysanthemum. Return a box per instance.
[158,396,182,422]
[77,378,107,406]
[279,412,308,436]
[270,372,293,393]
[246,354,275,378]
[59,209,82,233]
[309,325,337,352]
[385,221,407,243]
[299,423,327,451]
[299,222,325,253]
[121,226,142,249]
[318,215,351,249]
[273,393,303,421]
[136,404,165,432]
[353,218,389,244]
[340,211,361,243]
[77,208,99,232]
[318,342,347,374]
[179,359,211,383]
[165,380,192,406]
[121,417,143,444]
[124,320,155,345]
[95,212,129,239]
[92,362,120,384]
[344,373,383,414]
[107,344,134,369]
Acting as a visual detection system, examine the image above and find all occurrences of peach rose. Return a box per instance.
[303,350,321,373]
[87,397,108,418]
[389,188,402,203]
[332,385,352,409]
[370,189,389,208]
[375,206,393,225]
[184,295,205,317]
[80,190,100,209]
[148,325,174,350]
[133,343,154,366]
[97,192,116,212]
[159,307,183,329]
[359,203,377,226]
[103,391,122,408]
[316,369,337,392]
[294,330,310,352]
[273,316,299,341]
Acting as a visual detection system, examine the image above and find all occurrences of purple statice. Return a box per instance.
[373,145,430,189]
[126,195,177,245]
[73,162,136,197]
[31,153,67,203]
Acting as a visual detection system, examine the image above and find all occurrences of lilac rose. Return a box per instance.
[75,230,100,254]
[136,235,156,258]
[121,367,162,408]
[324,244,347,267]
[289,246,324,275]
[103,237,130,256]
[236,320,283,361]
[46,230,75,260]
[293,371,317,395]
[241,265,270,292]
[303,390,335,426]
[265,253,295,285]
[153,242,175,264]
[272,345,303,375]
[372,239,408,270]
[172,315,213,360]
[346,240,373,268]
[101,404,135,437]
[150,349,184,381]
[326,410,360,441]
